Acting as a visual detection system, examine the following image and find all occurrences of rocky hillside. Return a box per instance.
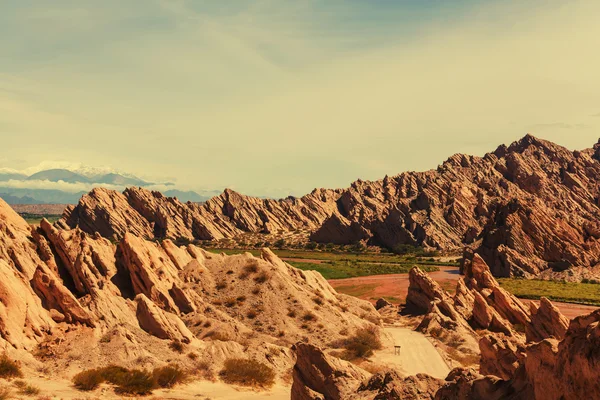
[0,197,380,387]
[291,255,600,400]
[60,135,600,278]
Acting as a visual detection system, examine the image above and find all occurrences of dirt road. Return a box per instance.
[375,326,450,380]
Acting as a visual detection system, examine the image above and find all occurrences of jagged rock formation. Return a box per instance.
[291,343,443,400]
[405,254,571,374]
[59,135,600,279]
[0,197,381,385]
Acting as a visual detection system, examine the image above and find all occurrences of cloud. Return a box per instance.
[0,179,177,194]
[0,0,599,197]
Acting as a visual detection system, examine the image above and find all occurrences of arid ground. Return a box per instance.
[328,265,599,319]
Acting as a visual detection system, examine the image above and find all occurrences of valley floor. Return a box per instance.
[329,266,600,319]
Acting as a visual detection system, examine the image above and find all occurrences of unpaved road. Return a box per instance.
[375,326,450,380]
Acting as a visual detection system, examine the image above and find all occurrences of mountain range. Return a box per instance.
[0,168,213,204]
[60,134,600,280]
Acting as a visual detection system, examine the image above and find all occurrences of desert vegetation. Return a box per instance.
[498,278,600,306]
[220,358,276,388]
[73,364,189,394]
[0,354,22,379]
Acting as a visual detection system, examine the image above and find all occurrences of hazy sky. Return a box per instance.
[1,0,599,197]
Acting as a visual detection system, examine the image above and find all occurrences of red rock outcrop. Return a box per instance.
[60,136,600,279]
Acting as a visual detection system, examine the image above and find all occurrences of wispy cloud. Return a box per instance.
[1,0,600,197]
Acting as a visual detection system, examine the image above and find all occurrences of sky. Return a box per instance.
[1,0,600,198]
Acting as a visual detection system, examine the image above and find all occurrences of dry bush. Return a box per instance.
[313,297,324,306]
[187,352,198,360]
[251,287,261,295]
[0,354,22,379]
[73,369,104,391]
[342,327,382,359]
[224,298,237,308]
[287,310,297,318]
[246,310,257,319]
[215,280,228,290]
[302,311,317,322]
[169,340,185,353]
[113,369,154,396]
[152,365,188,388]
[254,271,271,283]
[220,359,275,388]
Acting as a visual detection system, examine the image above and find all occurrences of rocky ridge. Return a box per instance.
[61,135,600,279]
[291,255,600,400]
[0,197,381,385]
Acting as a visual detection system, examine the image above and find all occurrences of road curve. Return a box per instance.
[376,326,450,380]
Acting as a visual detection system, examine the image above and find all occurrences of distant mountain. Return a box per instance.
[0,193,42,204]
[0,172,28,181]
[92,173,149,186]
[163,189,211,203]
[0,167,212,205]
[27,169,90,183]
[0,188,86,204]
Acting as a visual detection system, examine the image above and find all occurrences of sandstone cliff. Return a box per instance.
[60,135,600,278]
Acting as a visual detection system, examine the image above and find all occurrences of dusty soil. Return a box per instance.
[329,266,460,303]
[373,326,450,380]
[328,267,599,319]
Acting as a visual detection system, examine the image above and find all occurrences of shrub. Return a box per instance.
[215,280,228,290]
[287,310,297,318]
[99,365,130,386]
[113,369,154,395]
[220,359,275,388]
[246,310,257,319]
[0,354,22,378]
[224,298,237,308]
[273,239,285,249]
[254,271,270,283]
[152,365,188,388]
[187,352,198,360]
[302,312,316,322]
[169,340,185,353]
[343,327,382,359]
[73,369,104,391]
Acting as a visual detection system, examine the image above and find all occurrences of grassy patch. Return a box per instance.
[499,278,600,306]
[288,261,439,280]
[20,214,61,225]
[334,284,378,298]
[206,248,458,266]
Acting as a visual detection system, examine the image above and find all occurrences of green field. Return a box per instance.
[287,261,439,279]
[21,214,61,225]
[206,248,445,279]
[498,278,600,306]
[206,248,458,265]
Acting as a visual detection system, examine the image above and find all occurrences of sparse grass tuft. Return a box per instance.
[0,354,22,379]
[220,359,275,388]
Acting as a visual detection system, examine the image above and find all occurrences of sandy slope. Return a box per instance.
[374,326,450,380]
